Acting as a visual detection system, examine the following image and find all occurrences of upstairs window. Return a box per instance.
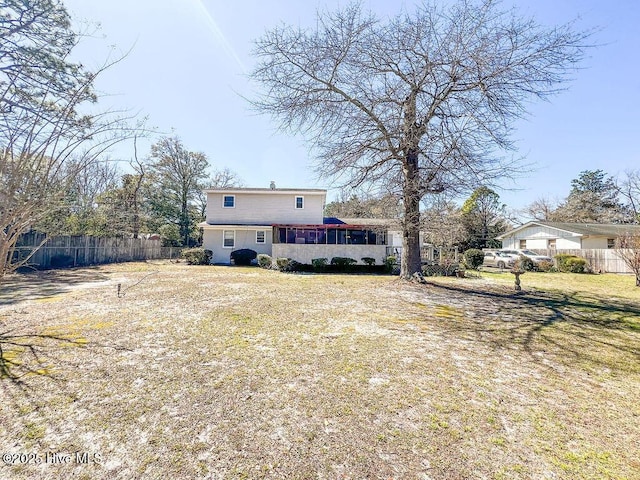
[607,238,615,249]
[295,196,304,209]
[519,239,527,249]
[223,195,235,208]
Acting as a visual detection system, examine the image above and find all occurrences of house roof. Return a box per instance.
[203,187,326,194]
[198,222,273,229]
[273,222,389,230]
[497,221,640,239]
[336,217,400,227]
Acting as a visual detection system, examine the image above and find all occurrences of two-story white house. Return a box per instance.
[199,186,391,265]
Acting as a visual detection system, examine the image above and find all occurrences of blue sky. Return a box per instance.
[64,0,639,215]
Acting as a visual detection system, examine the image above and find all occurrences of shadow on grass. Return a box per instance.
[425,282,640,373]
[0,327,132,452]
[1,326,134,445]
[0,330,86,381]
[0,267,111,305]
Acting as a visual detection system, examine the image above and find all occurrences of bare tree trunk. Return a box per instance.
[131,138,145,239]
[181,192,190,247]
[400,149,422,278]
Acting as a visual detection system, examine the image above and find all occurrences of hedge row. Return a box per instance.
[257,255,396,274]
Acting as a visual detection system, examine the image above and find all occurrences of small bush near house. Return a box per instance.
[384,256,397,274]
[554,254,573,271]
[257,254,272,269]
[514,255,535,272]
[181,248,212,265]
[555,254,588,273]
[231,249,258,266]
[361,257,376,266]
[536,260,556,272]
[273,256,388,274]
[422,263,459,277]
[275,257,291,271]
[330,257,357,268]
[312,258,328,272]
[290,261,314,272]
[565,256,587,273]
[463,249,484,270]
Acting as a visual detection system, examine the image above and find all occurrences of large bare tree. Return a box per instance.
[618,170,640,223]
[0,0,140,277]
[250,0,592,277]
[615,233,640,287]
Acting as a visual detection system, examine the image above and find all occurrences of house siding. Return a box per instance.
[206,192,324,225]
[272,244,387,265]
[581,237,611,249]
[500,225,582,249]
[203,228,273,264]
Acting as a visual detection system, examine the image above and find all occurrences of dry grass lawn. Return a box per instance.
[1,262,639,479]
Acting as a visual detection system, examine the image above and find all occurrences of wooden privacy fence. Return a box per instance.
[532,248,632,274]
[14,232,183,269]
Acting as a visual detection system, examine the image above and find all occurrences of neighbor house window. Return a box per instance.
[223,195,235,208]
[295,196,304,209]
[547,239,556,249]
[519,239,527,249]
[607,238,615,249]
[256,231,265,244]
[223,230,235,248]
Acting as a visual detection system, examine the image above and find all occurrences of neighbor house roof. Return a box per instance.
[497,221,640,239]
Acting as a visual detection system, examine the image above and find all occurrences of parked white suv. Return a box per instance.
[482,251,515,269]
[500,249,553,265]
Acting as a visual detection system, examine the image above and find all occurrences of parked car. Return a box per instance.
[499,249,553,265]
[482,251,515,269]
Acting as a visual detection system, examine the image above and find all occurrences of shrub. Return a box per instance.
[287,260,299,271]
[330,257,357,267]
[312,257,328,272]
[230,249,257,266]
[361,257,376,266]
[181,248,212,265]
[554,253,572,272]
[384,256,397,273]
[288,260,313,272]
[536,260,555,272]
[564,256,587,273]
[463,249,484,270]
[422,263,459,277]
[275,257,291,271]
[421,264,438,276]
[257,254,272,269]
[514,255,535,271]
[555,253,587,273]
